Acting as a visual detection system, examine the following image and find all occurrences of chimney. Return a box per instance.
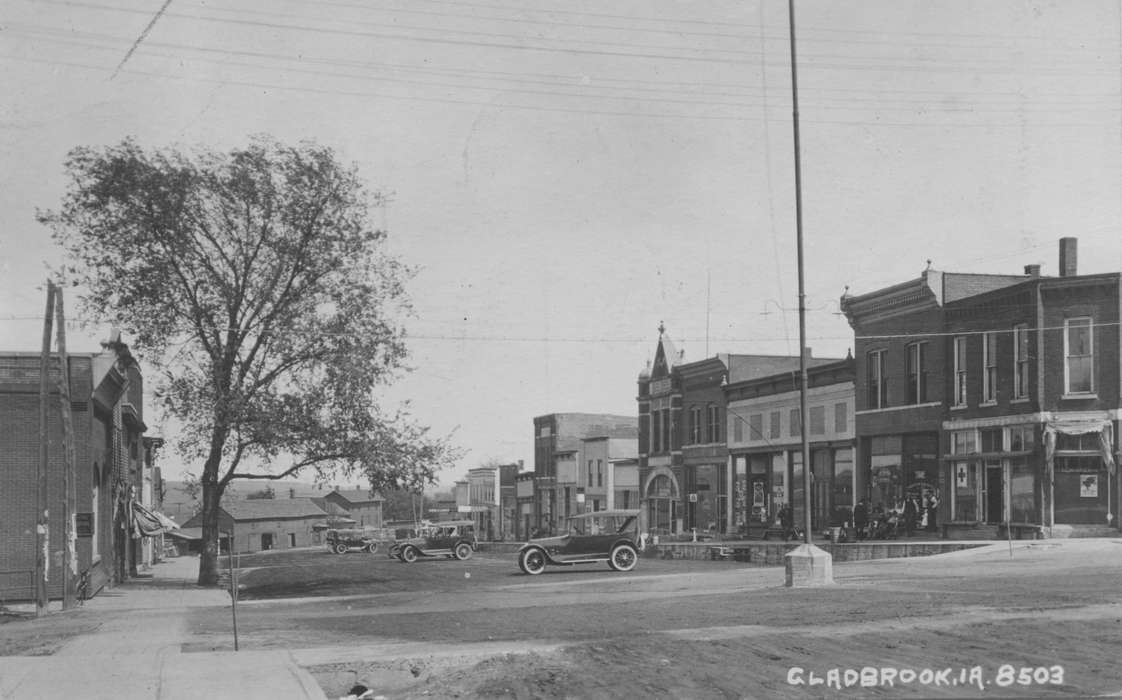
[1024,264,1041,277]
[1059,237,1077,277]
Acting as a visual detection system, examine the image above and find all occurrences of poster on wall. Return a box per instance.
[1080,475,1098,498]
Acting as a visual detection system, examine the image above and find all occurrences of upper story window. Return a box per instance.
[906,342,928,404]
[953,336,968,407]
[867,349,887,409]
[651,409,661,453]
[732,414,744,442]
[661,408,672,452]
[1013,324,1030,399]
[769,411,781,439]
[809,405,825,435]
[789,408,801,437]
[706,404,720,443]
[749,413,763,440]
[587,460,593,487]
[834,403,847,433]
[982,332,998,403]
[597,460,603,487]
[688,406,702,444]
[1064,317,1093,394]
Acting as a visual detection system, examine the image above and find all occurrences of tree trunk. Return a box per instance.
[197,459,224,586]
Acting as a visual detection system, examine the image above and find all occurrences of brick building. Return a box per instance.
[0,338,149,601]
[842,238,1121,537]
[532,413,637,534]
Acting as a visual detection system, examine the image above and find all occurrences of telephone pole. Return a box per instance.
[56,286,77,609]
[37,282,56,615]
[784,0,834,587]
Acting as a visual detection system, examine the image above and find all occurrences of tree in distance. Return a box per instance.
[41,136,459,585]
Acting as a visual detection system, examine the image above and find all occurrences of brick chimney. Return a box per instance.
[1024,264,1041,277]
[1059,237,1077,277]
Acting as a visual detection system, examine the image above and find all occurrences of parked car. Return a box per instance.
[325,528,379,554]
[395,520,477,563]
[386,526,420,559]
[517,509,641,575]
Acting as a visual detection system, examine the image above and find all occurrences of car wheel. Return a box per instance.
[608,543,638,572]
[333,543,348,555]
[400,545,419,563]
[520,547,546,575]
[454,542,473,561]
[366,542,378,554]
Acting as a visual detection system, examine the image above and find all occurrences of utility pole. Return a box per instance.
[784,0,833,587]
[37,282,56,615]
[56,286,77,609]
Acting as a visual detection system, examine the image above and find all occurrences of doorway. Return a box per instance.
[261,533,274,551]
[984,463,1004,524]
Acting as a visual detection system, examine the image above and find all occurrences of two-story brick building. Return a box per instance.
[843,238,1120,537]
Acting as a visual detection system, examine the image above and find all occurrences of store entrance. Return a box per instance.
[984,464,1004,524]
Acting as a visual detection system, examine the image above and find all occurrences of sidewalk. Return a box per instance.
[0,556,327,700]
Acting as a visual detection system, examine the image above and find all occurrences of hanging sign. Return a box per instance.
[956,464,970,488]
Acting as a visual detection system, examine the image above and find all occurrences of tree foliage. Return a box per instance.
[41,136,459,583]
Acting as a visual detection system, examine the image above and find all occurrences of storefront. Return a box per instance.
[865,433,940,513]
[1044,416,1115,526]
[945,425,1036,525]
[644,468,680,535]
[732,446,854,534]
[684,463,727,534]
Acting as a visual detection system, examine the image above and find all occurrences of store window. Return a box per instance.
[1064,317,1093,394]
[770,453,787,522]
[952,461,979,521]
[980,428,1002,453]
[1009,425,1035,452]
[1009,457,1036,523]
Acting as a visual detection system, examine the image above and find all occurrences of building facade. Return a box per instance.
[726,357,856,535]
[181,498,330,553]
[532,413,638,534]
[0,339,153,601]
[843,238,1121,537]
[320,488,384,528]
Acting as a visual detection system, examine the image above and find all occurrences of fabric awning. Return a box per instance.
[132,501,181,536]
[1044,415,1116,476]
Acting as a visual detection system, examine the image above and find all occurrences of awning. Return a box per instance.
[1044,415,1116,476]
[132,501,181,536]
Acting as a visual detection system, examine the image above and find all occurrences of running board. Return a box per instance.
[554,558,608,565]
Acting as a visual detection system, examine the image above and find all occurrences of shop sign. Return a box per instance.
[1080,475,1098,498]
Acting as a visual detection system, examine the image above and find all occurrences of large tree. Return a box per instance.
[41,136,458,585]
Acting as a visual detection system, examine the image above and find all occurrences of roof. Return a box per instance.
[325,489,385,504]
[219,498,329,521]
[726,354,841,384]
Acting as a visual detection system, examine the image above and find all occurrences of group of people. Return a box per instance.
[852,491,939,541]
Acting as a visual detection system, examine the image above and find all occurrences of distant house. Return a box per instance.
[181,498,329,553]
[319,487,384,528]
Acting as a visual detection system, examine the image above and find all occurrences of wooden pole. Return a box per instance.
[55,286,77,609]
[37,281,56,616]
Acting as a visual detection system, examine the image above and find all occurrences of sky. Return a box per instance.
[2,0,1121,488]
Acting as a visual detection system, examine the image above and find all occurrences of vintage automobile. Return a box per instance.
[324,528,380,554]
[517,509,641,575]
[395,520,477,563]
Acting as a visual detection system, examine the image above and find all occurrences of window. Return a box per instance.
[288,533,296,547]
[706,404,720,443]
[689,406,702,444]
[749,413,763,440]
[789,408,801,437]
[1013,324,1030,399]
[1065,318,1093,394]
[867,350,887,409]
[809,405,825,435]
[733,414,744,442]
[587,460,593,487]
[663,409,672,452]
[769,411,780,439]
[597,460,603,487]
[980,428,1002,453]
[953,336,968,407]
[906,342,928,404]
[651,408,661,453]
[951,430,977,455]
[982,332,997,403]
[834,403,847,433]
[1009,426,1035,452]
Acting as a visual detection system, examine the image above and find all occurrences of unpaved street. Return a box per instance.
[181,539,1122,698]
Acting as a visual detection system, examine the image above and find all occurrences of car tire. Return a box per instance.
[608,543,638,572]
[333,543,348,555]
[400,545,419,563]
[366,542,378,554]
[520,547,546,575]
[453,542,473,561]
